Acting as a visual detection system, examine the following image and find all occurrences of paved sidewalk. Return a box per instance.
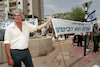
[49,37,100,67]
[0,62,47,67]
[56,37,100,67]
[33,37,100,67]
[0,37,100,67]
[72,43,100,67]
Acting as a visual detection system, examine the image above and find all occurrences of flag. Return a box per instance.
[87,10,97,22]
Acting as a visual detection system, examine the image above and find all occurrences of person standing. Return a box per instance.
[41,27,47,36]
[85,32,91,51]
[47,26,52,36]
[77,33,83,47]
[93,23,99,53]
[4,9,52,67]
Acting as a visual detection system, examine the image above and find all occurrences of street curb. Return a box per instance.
[84,55,100,67]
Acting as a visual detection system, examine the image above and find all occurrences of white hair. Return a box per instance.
[13,8,25,18]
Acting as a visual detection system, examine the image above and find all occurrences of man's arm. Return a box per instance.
[37,16,52,30]
[5,44,14,66]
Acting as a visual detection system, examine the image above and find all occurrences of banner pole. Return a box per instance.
[57,37,67,67]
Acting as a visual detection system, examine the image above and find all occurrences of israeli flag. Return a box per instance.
[87,10,97,22]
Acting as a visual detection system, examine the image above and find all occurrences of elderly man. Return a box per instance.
[93,23,99,54]
[4,9,52,67]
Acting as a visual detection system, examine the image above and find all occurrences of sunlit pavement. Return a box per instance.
[51,36,100,67]
[0,36,100,67]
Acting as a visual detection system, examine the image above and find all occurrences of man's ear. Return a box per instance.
[22,14,25,20]
[22,16,24,20]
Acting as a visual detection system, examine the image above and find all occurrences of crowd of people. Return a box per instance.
[40,22,100,54]
[73,23,100,54]
[41,26,53,36]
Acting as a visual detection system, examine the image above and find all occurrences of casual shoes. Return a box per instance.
[96,52,99,54]
[86,48,91,51]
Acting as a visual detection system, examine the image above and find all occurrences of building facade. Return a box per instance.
[0,0,44,23]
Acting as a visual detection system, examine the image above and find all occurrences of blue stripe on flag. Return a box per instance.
[87,10,95,18]
[88,18,97,22]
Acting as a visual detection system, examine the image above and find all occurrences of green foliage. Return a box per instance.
[53,12,72,20]
[53,6,87,22]
[70,6,85,22]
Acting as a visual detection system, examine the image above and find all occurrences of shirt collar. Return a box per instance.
[11,22,24,28]
[11,22,16,28]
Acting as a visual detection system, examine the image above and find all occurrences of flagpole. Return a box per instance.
[51,21,67,67]
[83,1,92,56]
[57,37,67,67]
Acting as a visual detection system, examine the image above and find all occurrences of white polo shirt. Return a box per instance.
[4,22,37,50]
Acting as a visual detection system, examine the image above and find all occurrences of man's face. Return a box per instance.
[95,23,98,28]
[14,13,23,23]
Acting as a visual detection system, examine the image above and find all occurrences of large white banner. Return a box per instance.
[51,18,93,37]
[0,18,38,29]
[24,18,38,26]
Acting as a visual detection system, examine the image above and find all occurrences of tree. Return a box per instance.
[53,7,86,22]
[70,7,85,22]
[53,12,72,20]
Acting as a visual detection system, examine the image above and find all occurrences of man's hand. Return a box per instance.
[8,58,14,66]
[5,44,14,66]
[37,15,53,30]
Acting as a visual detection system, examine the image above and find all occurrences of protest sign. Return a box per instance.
[51,18,92,37]
[0,18,38,29]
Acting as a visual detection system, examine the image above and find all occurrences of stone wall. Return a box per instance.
[0,38,54,64]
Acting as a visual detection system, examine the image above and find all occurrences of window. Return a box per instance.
[28,9,30,12]
[28,3,30,6]
[4,5,7,7]
[0,0,3,1]
[27,15,32,18]
[10,3,16,7]
[18,2,20,5]
[4,14,6,16]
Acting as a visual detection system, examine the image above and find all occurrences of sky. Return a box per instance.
[44,0,100,20]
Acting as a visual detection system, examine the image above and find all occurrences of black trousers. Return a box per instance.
[93,36,99,52]
[11,48,33,67]
[77,35,83,46]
